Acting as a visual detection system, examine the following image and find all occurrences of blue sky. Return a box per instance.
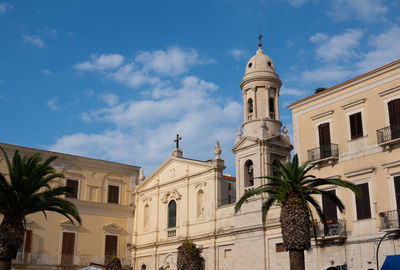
[1,0,400,176]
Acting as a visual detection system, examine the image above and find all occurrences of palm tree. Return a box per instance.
[235,154,360,270]
[0,147,81,270]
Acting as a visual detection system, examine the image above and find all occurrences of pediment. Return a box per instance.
[135,157,213,192]
[102,223,122,232]
[60,219,80,228]
[232,136,259,152]
[266,135,293,150]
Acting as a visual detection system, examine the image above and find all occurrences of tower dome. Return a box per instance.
[240,45,281,89]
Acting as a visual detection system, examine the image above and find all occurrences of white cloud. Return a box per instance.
[47,98,59,111]
[0,3,13,15]
[99,93,119,106]
[74,54,124,72]
[50,75,241,174]
[328,0,388,22]
[135,47,201,76]
[280,87,309,97]
[41,69,52,75]
[283,0,310,6]
[22,35,45,49]
[312,29,363,62]
[301,66,350,83]
[74,47,211,89]
[310,33,328,44]
[356,25,400,72]
[229,49,246,60]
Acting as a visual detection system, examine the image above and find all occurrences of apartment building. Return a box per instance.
[289,59,400,269]
[0,143,140,269]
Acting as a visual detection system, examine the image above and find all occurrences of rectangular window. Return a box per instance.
[322,190,338,220]
[349,112,363,139]
[355,183,371,220]
[275,243,285,253]
[107,185,119,204]
[105,235,118,256]
[65,179,79,199]
[24,230,32,253]
[224,249,232,258]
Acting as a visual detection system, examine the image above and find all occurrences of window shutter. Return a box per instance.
[105,235,118,256]
[322,190,337,220]
[24,230,32,253]
[394,176,400,210]
[350,112,363,139]
[355,183,371,220]
[388,99,400,126]
[108,185,119,204]
[66,179,79,199]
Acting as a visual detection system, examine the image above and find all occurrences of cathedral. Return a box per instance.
[132,42,293,270]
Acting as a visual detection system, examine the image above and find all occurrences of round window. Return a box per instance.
[248,62,252,68]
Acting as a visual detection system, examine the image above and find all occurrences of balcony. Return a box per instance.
[379,210,400,231]
[377,124,400,150]
[313,219,347,243]
[307,144,339,166]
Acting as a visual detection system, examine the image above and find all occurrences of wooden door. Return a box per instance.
[388,99,400,140]
[105,235,118,257]
[318,123,331,158]
[61,232,75,265]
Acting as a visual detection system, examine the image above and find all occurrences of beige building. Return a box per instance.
[0,143,140,269]
[289,59,400,270]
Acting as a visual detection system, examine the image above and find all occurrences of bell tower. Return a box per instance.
[233,38,292,201]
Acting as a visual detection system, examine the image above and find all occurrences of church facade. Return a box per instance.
[132,44,293,270]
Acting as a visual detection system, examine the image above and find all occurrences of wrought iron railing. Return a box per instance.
[379,209,400,230]
[307,144,339,162]
[312,219,347,238]
[167,229,176,237]
[377,124,400,144]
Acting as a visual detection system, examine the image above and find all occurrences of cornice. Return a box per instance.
[341,98,366,110]
[310,110,334,121]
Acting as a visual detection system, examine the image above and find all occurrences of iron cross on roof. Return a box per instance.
[174,134,182,149]
[258,33,263,47]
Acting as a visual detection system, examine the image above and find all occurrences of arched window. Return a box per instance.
[248,98,253,113]
[244,160,254,187]
[197,190,205,218]
[269,98,275,119]
[272,159,280,178]
[141,264,146,270]
[144,204,150,230]
[168,200,177,228]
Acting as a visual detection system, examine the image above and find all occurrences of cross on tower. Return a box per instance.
[174,134,182,149]
[258,33,263,47]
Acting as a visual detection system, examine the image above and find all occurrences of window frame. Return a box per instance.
[345,107,366,141]
[104,234,119,257]
[353,179,373,221]
[167,200,177,229]
[65,179,80,199]
[107,184,121,204]
[349,112,364,140]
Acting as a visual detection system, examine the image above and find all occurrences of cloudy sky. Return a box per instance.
[0,1,399,176]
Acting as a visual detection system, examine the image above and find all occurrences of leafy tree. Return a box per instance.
[314,87,327,94]
[0,147,81,270]
[177,240,204,270]
[235,154,359,270]
[105,256,122,270]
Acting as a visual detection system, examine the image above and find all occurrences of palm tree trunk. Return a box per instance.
[0,260,11,270]
[289,250,305,270]
[0,215,24,270]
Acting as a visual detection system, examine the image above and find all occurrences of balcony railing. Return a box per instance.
[379,210,400,231]
[307,144,339,163]
[377,124,400,145]
[313,219,347,239]
[167,229,176,237]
